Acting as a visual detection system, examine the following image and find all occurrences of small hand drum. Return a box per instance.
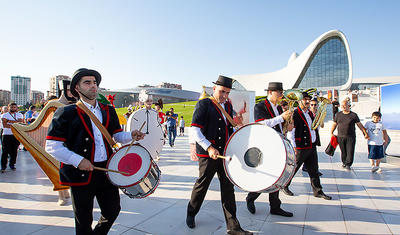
[107,144,161,199]
[223,123,296,193]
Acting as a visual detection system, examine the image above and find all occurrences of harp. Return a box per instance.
[11,100,69,191]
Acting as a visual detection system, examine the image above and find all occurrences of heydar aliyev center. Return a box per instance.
[233,30,352,96]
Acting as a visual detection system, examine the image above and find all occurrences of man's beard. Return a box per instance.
[79,90,97,101]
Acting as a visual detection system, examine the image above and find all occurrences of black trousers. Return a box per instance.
[286,145,323,195]
[246,191,281,211]
[187,157,240,230]
[70,161,121,235]
[337,136,356,166]
[1,135,20,169]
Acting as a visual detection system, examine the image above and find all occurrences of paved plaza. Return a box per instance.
[0,122,400,235]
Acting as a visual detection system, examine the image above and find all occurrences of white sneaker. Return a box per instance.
[57,199,68,206]
[371,166,379,172]
[376,167,382,173]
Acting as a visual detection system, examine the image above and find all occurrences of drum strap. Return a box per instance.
[209,97,237,127]
[76,101,117,148]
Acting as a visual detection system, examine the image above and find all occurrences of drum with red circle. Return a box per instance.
[223,123,296,193]
[107,144,161,199]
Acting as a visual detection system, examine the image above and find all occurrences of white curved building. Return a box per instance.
[233,30,352,96]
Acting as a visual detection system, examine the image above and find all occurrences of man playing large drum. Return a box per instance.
[285,92,332,200]
[187,75,252,235]
[45,68,144,235]
[245,82,294,217]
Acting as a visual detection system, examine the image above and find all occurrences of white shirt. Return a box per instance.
[1,112,24,135]
[287,108,316,148]
[258,99,284,130]
[365,121,385,145]
[45,100,132,167]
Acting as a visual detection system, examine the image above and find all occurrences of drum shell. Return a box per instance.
[106,144,161,199]
[223,123,296,193]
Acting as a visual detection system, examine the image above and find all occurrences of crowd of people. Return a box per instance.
[0,68,392,235]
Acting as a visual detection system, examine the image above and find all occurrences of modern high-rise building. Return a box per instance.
[0,89,11,106]
[11,76,31,106]
[31,90,45,104]
[49,75,70,98]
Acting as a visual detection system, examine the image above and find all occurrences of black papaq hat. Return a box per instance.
[70,68,101,97]
[264,82,283,91]
[213,75,233,89]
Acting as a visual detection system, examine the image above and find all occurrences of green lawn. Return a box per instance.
[116,101,198,127]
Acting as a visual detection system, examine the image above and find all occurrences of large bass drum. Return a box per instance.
[127,108,165,159]
[223,123,296,193]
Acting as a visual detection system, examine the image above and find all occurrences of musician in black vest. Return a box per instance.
[284,92,332,200]
[187,76,252,235]
[245,82,293,217]
[45,68,144,235]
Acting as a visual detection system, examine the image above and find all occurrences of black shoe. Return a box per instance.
[282,187,294,196]
[270,208,293,217]
[345,165,351,171]
[227,227,253,235]
[186,215,195,229]
[1,169,5,173]
[342,164,346,168]
[10,166,16,171]
[318,171,323,176]
[314,192,332,200]
[246,199,256,214]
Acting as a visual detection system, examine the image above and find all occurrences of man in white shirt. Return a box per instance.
[45,68,144,234]
[1,103,23,172]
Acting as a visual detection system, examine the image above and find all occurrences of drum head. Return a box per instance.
[107,144,152,187]
[127,109,164,158]
[224,123,288,192]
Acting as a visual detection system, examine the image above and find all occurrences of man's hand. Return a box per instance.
[207,146,220,160]
[78,158,94,171]
[190,143,198,161]
[281,110,293,120]
[364,133,370,140]
[131,130,145,141]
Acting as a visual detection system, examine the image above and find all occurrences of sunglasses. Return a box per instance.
[310,104,317,106]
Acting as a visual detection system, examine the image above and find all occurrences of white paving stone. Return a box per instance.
[0,125,399,234]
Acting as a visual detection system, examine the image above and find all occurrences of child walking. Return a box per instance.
[179,116,185,136]
[365,111,389,173]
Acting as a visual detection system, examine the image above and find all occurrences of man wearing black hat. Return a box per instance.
[45,68,145,234]
[245,82,294,217]
[284,92,332,200]
[187,75,252,235]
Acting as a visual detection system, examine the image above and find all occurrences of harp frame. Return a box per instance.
[11,100,69,191]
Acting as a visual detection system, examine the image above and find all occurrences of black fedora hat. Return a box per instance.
[301,91,312,99]
[213,75,233,89]
[70,68,101,97]
[264,82,283,91]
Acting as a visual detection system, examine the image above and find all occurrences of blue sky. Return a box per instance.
[1,1,399,94]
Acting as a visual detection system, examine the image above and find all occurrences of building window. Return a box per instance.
[295,36,349,89]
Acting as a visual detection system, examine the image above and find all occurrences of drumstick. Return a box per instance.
[217,155,232,161]
[93,166,129,175]
[124,121,146,156]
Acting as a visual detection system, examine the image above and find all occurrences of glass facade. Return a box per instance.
[295,36,349,89]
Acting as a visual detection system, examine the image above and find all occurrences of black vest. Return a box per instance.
[293,107,316,149]
[191,98,234,157]
[47,102,122,186]
[254,99,283,133]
